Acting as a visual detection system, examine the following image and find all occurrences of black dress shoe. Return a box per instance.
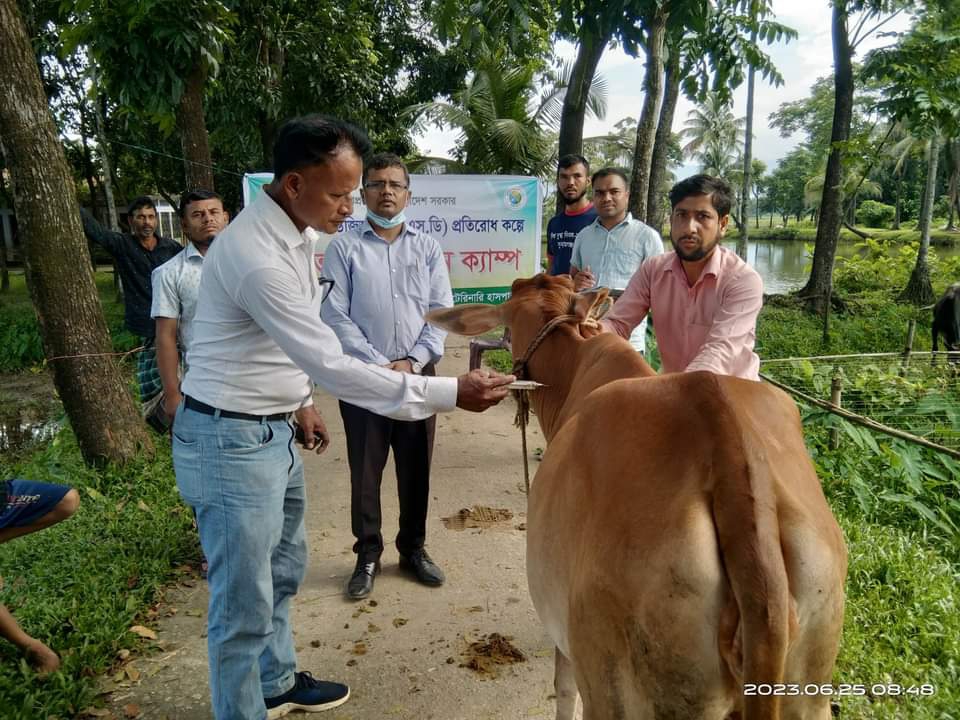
[346,559,380,600]
[399,548,445,587]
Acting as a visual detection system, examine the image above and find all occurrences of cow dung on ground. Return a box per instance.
[460,633,526,678]
[442,505,513,530]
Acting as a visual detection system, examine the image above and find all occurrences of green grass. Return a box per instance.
[0,271,137,372]
[0,432,198,719]
[833,517,959,719]
[757,294,928,359]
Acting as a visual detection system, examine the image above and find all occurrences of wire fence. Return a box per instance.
[761,351,960,457]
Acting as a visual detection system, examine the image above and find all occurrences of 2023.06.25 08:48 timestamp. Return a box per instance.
[744,683,936,697]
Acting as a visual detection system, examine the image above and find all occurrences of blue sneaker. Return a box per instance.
[265,672,350,718]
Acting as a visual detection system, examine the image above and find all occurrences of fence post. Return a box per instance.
[899,317,917,376]
[829,367,843,450]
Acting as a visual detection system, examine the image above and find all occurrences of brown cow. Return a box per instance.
[429,275,847,720]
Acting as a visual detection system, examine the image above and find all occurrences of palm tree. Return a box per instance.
[405,57,607,178]
[680,93,745,172]
[582,116,636,170]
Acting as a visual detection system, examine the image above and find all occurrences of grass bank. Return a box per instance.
[726,222,960,246]
[0,433,198,719]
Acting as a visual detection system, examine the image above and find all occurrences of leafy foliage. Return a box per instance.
[0,273,137,372]
[856,199,897,227]
[63,0,233,134]
[833,239,960,295]
[407,57,607,176]
[764,146,820,222]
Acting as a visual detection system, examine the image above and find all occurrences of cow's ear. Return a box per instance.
[573,288,610,321]
[426,304,503,336]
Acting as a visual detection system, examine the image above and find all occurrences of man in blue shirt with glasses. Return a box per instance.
[322,153,453,601]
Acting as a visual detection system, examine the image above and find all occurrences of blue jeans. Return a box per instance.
[172,405,307,720]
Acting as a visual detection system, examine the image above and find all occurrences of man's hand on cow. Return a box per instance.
[293,405,331,454]
[574,266,595,291]
[455,369,516,412]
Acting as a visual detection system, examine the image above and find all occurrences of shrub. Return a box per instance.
[0,273,136,372]
[0,312,45,371]
[856,200,896,229]
[832,240,960,296]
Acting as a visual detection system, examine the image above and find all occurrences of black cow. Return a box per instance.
[932,283,960,358]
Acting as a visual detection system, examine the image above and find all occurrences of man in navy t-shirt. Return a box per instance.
[547,154,598,276]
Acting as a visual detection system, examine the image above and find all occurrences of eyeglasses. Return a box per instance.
[363,181,408,192]
[318,277,335,304]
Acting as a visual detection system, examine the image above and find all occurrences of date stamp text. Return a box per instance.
[744,683,936,697]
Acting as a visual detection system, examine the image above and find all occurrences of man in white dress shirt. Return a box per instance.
[173,115,514,720]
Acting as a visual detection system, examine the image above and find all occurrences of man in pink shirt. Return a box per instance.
[602,174,763,380]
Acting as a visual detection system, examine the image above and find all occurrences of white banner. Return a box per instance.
[243,173,542,304]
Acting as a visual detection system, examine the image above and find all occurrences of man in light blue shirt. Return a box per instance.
[321,153,453,601]
[570,167,664,353]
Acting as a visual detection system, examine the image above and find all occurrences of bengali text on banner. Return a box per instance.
[243,173,542,305]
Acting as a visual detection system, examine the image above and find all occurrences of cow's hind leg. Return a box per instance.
[555,647,580,720]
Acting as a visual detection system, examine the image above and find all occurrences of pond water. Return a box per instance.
[0,373,62,455]
[746,239,960,295]
[0,412,60,453]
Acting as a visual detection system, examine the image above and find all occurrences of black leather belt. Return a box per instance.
[184,395,289,422]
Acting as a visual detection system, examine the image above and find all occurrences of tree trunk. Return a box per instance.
[0,238,7,292]
[797,2,853,315]
[946,139,959,231]
[893,163,902,229]
[899,135,939,305]
[0,0,154,465]
[842,221,869,239]
[79,127,98,211]
[177,58,215,191]
[738,16,758,260]
[557,27,608,160]
[628,9,667,222]
[953,143,960,228]
[91,76,122,297]
[92,84,120,232]
[256,27,285,170]
[0,168,8,293]
[645,44,680,233]
[258,113,277,172]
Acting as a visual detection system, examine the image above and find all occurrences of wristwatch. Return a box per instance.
[406,356,424,374]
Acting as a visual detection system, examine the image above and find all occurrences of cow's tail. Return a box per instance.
[711,408,791,720]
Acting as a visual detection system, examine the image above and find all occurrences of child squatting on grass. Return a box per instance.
[0,477,79,673]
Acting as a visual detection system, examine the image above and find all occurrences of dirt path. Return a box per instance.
[104,336,563,720]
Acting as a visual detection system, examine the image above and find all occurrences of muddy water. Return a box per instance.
[0,372,61,455]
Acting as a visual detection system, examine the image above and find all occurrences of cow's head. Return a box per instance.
[428,275,611,368]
